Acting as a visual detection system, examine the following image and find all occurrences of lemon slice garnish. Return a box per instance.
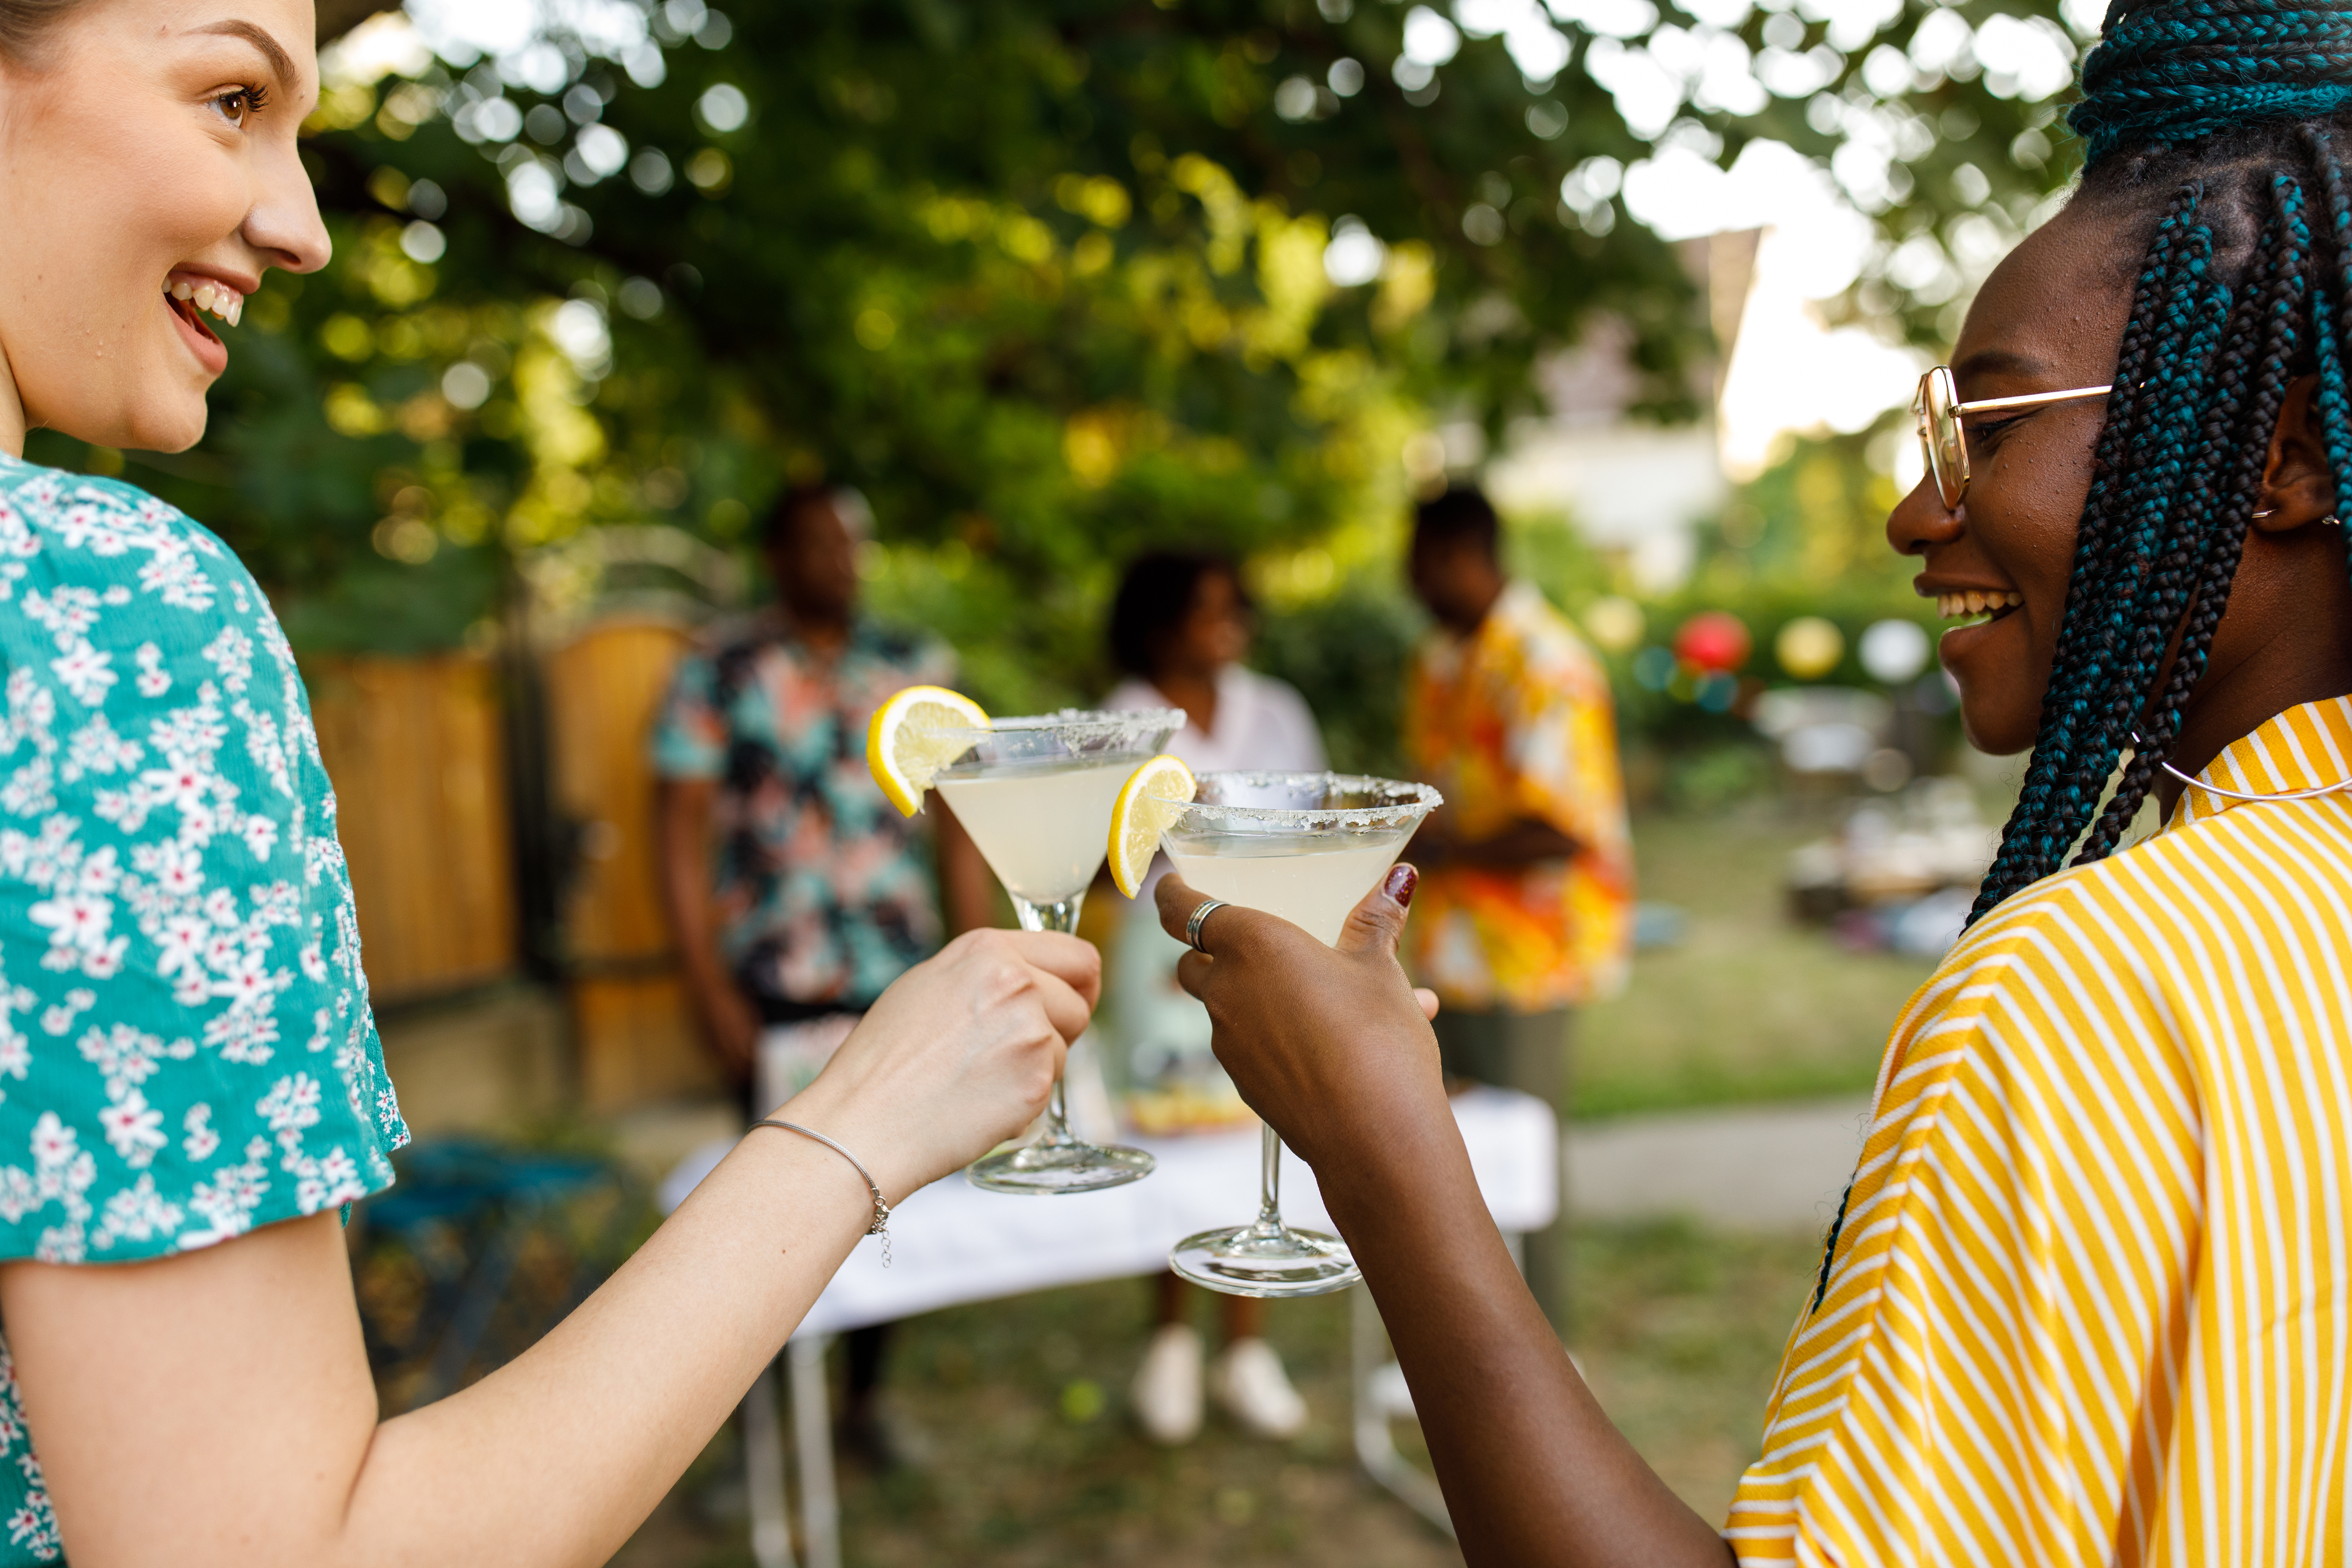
[866,685,990,817]
[1106,754,1196,898]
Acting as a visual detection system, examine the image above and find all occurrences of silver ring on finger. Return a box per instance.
[1185,898,1229,953]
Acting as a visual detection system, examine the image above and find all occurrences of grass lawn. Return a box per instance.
[1575,802,1939,1119]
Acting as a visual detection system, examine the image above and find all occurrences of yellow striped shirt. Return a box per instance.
[1728,696,2352,1565]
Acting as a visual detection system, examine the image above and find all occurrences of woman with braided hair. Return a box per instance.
[1141,2,2352,1562]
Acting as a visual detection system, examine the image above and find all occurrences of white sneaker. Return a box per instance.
[1131,1323,1204,1445]
[1209,1338,1307,1439]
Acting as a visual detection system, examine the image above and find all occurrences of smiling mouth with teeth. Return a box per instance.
[163,276,245,335]
[1937,590,2024,623]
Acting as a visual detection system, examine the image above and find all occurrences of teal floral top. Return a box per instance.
[0,454,407,1560]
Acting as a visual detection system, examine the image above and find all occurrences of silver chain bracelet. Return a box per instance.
[749,1119,893,1266]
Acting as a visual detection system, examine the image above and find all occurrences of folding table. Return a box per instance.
[660,1085,1558,1567]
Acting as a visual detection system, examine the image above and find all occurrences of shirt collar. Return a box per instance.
[2161,694,2352,834]
[1425,578,1541,671]
[753,606,874,657]
[1490,579,1546,623]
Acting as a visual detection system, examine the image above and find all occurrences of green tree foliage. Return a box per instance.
[31,0,2085,706]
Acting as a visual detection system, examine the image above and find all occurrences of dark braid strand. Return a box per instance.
[2078,182,2311,858]
[2072,1,2352,166]
[2297,125,2352,526]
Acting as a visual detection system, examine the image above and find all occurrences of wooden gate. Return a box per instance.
[542,619,720,1110]
[306,654,517,1005]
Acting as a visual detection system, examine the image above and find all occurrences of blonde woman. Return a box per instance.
[0,4,1094,1563]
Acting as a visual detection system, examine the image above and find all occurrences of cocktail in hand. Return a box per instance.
[869,688,1182,1193]
[1111,770,1442,1295]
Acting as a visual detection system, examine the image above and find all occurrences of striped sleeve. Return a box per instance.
[1728,708,2352,1567]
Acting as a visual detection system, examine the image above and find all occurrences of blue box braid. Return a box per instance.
[1962,0,2352,924]
[2079,187,2307,861]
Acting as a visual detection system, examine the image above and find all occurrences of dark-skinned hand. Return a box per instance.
[1152,864,1732,1568]
[1152,864,1442,1179]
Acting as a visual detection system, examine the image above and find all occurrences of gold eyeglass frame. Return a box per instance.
[1913,365,2113,510]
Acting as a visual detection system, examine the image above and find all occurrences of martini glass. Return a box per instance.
[928,708,1182,1193]
[1157,772,1441,1296]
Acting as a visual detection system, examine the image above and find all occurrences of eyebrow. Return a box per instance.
[192,19,299,93]
[1952,347,2054,385]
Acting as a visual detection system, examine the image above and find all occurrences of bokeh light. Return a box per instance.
[1775,616,1845,681]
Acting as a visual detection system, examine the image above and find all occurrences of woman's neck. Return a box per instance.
[2157,528,2352,817]
[1154,666,1220,738]
[2160,661,2352,818]
[0,347,25,459]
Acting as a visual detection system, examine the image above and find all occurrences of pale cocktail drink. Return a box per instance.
[1164,835,1412,946]
[1155,772,1441,1296]
[935,758,1135,904]
[924,708,1181,1194]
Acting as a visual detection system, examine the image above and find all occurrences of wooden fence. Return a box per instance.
[542,620,722,1109]
[309,625,717,1113]
[306,654,518,1004]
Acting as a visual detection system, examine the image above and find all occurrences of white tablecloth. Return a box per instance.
[660,1086,1558,1337]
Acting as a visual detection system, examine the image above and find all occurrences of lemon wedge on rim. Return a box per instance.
[1106,754,1196,898]
[867,685,990,817]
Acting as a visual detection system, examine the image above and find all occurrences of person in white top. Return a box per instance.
[1101,551,1327,1446]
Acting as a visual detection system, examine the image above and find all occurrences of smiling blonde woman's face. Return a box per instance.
[0,0,328,454]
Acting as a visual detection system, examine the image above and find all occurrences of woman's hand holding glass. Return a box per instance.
[1151,870,1730,1567]
[1150,867,1442,1186]
[781,927,1101,1205]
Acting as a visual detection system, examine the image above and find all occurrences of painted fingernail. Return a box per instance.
[1385,863,1418,907]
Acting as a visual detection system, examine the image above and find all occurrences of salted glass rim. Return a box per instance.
[930,707,1184,744]
[1157,770,1442,833]
[931,708,1182,774]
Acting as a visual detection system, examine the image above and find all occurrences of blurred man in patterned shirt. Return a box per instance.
[1402,485,1632,1336]
[653,482,992,1464]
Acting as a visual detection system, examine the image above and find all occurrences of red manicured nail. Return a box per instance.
[1385,864,1418,907]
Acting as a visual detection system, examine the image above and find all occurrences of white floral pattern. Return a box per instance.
[0,454,407,1561]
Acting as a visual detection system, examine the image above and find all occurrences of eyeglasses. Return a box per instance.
[1913,366,2113,510]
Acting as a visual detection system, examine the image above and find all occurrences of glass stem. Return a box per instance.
[1255,1124,1285,1236]
[1011,892,1085,1149]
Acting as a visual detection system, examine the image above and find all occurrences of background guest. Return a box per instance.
[1101,550,1325,1444]
[653,482,994,1465]
[1402,486,1633,1336]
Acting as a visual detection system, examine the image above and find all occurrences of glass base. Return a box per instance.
[967,1138,1156,1195]
[1168,1223,1360,1298]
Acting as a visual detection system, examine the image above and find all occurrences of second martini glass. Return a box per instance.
[930,708,1182,1193]
[1157,771,1441,1295]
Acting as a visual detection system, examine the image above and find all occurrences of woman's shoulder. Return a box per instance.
[0,455,405,1266]
[1101,676,1168,713]
[1907,807,2348,1066]
[1929,845,2166,990]
[0,453,234,549]
[0,454,256,621]
[1225,668,1325,764]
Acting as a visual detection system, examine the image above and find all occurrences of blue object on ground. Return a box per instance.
[361,1138,631,1404]
[1632,902,1688,951]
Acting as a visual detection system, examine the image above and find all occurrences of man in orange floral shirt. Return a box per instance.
[1403,486,1633,1333]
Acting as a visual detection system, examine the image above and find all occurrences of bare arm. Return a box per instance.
[1154,871,1730,1568]
[7,927,1099,1568]
[656,775,760,1076]
[931,795,997,937]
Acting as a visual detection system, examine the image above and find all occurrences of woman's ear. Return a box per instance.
[2256,373,2341,533]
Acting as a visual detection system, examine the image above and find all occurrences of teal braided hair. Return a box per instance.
[1962,0,2352,924]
